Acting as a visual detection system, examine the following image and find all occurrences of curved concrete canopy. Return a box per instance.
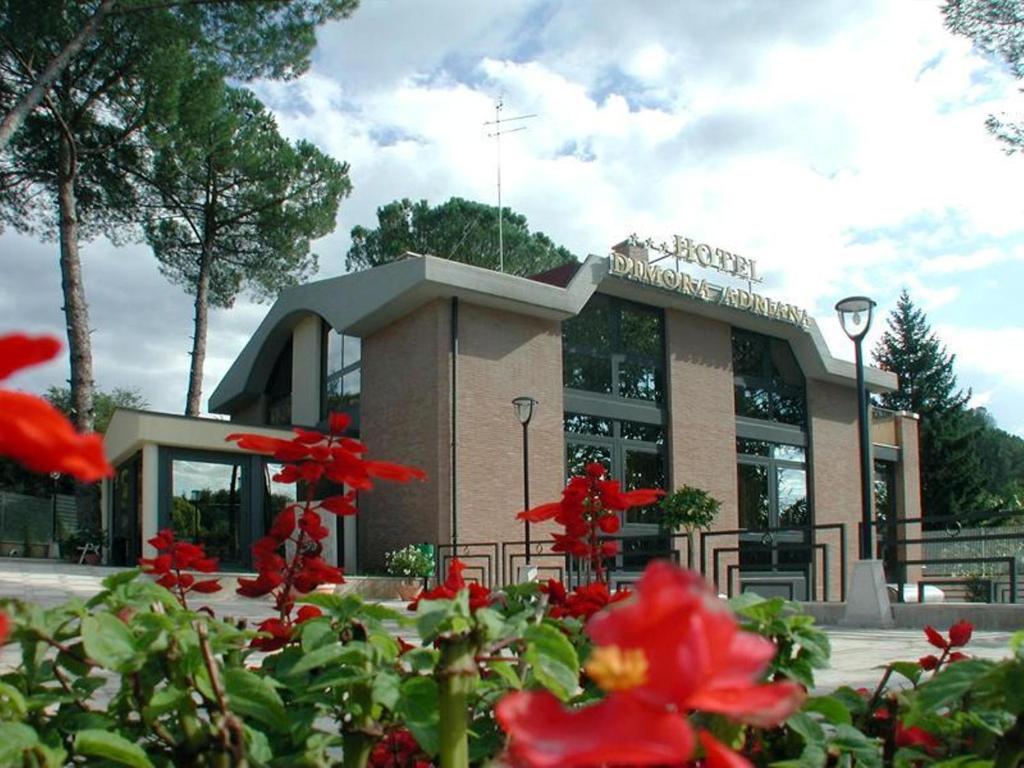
[209,253,896,414]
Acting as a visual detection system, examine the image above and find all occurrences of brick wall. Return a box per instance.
[807,379,861,600]
[455,303,564,581]
[665,309,739,591]
[359,300,452,571]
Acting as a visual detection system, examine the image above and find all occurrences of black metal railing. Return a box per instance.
[698,523,847,602]
[870,511,1024,603]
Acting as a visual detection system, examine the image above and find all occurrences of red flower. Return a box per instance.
[948,651,969,663]
[895,722,942,755]
[924,625,947,650]
[948,619,973,648]
[699,731,752,768]
[0,334,62,381]
[918,655,939,671]
[139,528,220,605]
[0,611,9,645]
[408,558,492,612]
[548,581,631,621]
[518,463,663,583]
[296,605,323,624]
[251,618,292,652]
[369,728,434,768]
[496,561,804,767]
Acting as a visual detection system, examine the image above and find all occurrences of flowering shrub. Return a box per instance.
[385,545,434,579]
[2,330,1024,767]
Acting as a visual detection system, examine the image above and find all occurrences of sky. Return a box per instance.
[2,0,1023,435]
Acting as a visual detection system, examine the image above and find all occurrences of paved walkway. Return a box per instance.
[0,559,1016,692]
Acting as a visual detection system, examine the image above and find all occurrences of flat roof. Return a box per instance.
[209,253,898,413]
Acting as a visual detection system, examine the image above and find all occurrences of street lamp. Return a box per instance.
[512,396,538,564]
[835,296,877,561]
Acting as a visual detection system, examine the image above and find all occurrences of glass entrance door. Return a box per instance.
[169,457,247,568]
[736,440,810,571]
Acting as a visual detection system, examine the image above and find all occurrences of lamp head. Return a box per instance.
[512,396,538,426]
[835,296,876,342]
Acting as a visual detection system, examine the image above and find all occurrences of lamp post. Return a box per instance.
[835,296,877,561]
[512,396,538,564]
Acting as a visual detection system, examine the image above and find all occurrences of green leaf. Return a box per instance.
[142,686,188,720]
[81,613,138,671]
[300,618,335,652]
[0,723,39,764]
[787,712,825,746]
[223,668,288,731]
[829,686,868,716]
[288,643,368,676]
[798,743,828,768]
[524,623,580,701]
[415,593,471,643]
[802,695,852,726]
[244,725,273,765]
[396,677,440,756]
[101,568,143,590]
[830,724,882,768]
[486,660,522,690]
[0,681,28,719]
[908,660,995,719]
[372,669,401,710]
[930,758,993,768]
[887,660,923,685]
[403,647,439,673]
[74,730,153,768]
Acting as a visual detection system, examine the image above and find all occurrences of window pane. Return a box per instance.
[732,332,765,377]
[563,351,612,394]
[343,335,361,368]
[564,413,612,436]
[738,463,770,529]
[777,467,808,527]
[619,306,661,358]
[623,450,666,525]
[735,383,772,420]
[620,420,665,444]
[263,462,297,533]
[772,444,806,463]
[566,442,612,477]
[563,296,611,352]
[619,361,662,402]
[343,369,361,398]
[171,459,243,565]
[326,330,343,376]
[736,438,772,457]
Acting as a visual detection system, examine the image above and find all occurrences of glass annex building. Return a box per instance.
[103,242,922,600]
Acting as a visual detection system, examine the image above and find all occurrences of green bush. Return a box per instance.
[384,544,434,579]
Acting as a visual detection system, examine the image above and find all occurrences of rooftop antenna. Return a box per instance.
[484,98,536,272]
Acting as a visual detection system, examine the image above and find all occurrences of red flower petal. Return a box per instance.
[518,501,563,523]
[948,619,973,648]
[918,654,939,670]
[0,334,61,381]
[328,412,351,434]
[687,681,806,728]
[924,625,948,650]
[190,579,222,594]
[148,529,175,551]
[0,392,112,481]
[320,493,357,516]
[292,428,326,445]
[496,691,695,768]
[363,460,427,483]
[0,611,10,645]
[236,572,283,598]
[699,731,752,768]
[296,605,322,623]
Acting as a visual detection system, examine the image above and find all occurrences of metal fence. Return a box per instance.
[874,511,1024,603]
[0,491,76,545]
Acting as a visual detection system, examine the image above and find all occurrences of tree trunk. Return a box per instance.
[185,248,212,417]
[57,131,98,530]
[0,0,116,153]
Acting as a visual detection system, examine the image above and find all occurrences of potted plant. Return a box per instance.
[385,544,434,600]
[658,485,721,566]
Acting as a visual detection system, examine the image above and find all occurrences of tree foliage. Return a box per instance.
[141,74,350,415]
[872,290,985,519]
[346,197,577,277]
[943,0,1024,153]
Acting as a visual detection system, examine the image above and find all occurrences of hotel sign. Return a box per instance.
[608,237,811,329]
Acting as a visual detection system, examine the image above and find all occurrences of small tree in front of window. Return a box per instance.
[659,485,721,566]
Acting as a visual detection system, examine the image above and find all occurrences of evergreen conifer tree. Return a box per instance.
[872,289,984,520]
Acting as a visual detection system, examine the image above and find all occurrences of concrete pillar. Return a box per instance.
[290,315,322,426]
[139,443,160,559]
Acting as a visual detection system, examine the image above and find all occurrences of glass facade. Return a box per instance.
[563,294,665,403]
[324,328,361,417]
[266,339,292,426]
[736,438,809,568]
[732,329,806,427]
[110,454,142,566]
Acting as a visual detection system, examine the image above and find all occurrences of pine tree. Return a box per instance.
[872,289,984,520]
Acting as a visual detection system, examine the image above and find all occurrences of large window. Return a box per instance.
[266,339,292,426]
[323,328,361,416]
[736,438,809,569]
[169,457,246,567]
[732,330,806,427]
[563,295,665,403]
